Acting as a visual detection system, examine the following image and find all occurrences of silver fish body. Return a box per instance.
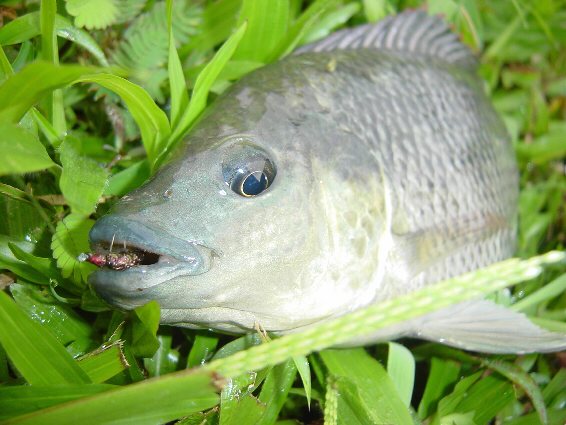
[89,13,566,352]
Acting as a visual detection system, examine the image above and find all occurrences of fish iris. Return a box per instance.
[242,171,268,196]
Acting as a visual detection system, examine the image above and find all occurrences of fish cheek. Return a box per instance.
[211,166,316,295]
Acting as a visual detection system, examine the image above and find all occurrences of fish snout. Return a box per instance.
[87,215,213,305]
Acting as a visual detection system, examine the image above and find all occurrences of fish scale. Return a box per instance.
[300,48,517,270]
[87,11,566,353]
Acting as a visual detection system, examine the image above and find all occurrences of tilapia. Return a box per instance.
[88,11,566,353]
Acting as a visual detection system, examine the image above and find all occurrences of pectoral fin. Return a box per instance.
[411,300,566,354]
[343,300,566,354]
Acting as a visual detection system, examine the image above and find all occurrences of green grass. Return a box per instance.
[0,0,565,424]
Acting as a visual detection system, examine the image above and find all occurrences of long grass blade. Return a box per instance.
[0,291,91,385]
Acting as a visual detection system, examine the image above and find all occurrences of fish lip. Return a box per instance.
[88,215,212,294]
[89,215,207,264]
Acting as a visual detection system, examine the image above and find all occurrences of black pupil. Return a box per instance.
[242,171,268,196]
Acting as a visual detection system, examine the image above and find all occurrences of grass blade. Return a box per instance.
[180,21,247,128]
[483,359,548,425]
[160,21,247,167]
[187,333,219,368]
[0,385,113,420]
[320,348,413,425]
[74,73,171,167]
[257,359,297,424]
[1,64,167,163]
[78,342,129,383]
[451,374,515,425]
[0,62,99,124]
[220,385,265,425]
[144,334,180,377]
[6,369,219,425]
[0,291,91,385]
[292,355,312,408]
[233,0,290,63]
[40,0,66,136]
[483,13,522,60]
[512,273,566,313]
[268,0,340,61]
[300,2,361,44]
[0,13,42,45]
[53,15,109,66]
[362,0,393,22]
[31,108,59,145]
[130,301,161,358]
[417,357,461,419]
[434,371,482,422]
[0,46,12,77]
[542,368,566,405]
[183,0,241,53]
[167,0,189,128]
[104,159,151,197]
[387,342,415,407]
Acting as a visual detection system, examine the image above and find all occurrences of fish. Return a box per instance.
[88,11,566,353]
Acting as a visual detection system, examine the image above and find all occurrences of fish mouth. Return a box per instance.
[88,215,213,307]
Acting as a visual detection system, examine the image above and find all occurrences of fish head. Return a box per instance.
[89,62,388,333]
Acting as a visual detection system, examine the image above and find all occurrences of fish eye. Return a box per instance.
[222,142,276,197]
[230,168,271,197]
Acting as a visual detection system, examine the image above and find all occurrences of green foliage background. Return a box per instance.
[0,0,565,424]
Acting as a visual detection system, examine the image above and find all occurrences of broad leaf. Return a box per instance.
[0,12,109,66]
[59,137,108,216]
[0,61,99,124]
[0,123,55,175]
[10,283,91,346]
[130,301,161,358]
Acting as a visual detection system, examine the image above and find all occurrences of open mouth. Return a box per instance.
[86,213,213,307]
[85,215,210,273]
[83,240,171,271]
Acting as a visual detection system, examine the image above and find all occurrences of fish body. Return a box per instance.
[89,12,566,352]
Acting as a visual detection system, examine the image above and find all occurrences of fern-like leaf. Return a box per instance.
[51,214,97,286]
[65,0,119,30]
[110,0,202,101]
[115,0,148,24]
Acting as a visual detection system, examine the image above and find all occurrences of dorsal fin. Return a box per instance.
[295,10,477,70]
